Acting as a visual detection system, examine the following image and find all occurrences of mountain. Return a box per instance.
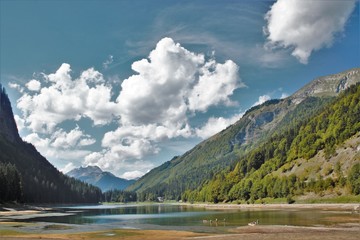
[67,166,135,192]
[184,82,360,203]
[127,68,360,201]
[0,84,102,203]
[0,85,20,143]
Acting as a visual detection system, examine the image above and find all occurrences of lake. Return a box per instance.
[22,203,356,232]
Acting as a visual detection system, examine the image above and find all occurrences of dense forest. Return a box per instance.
[103,189,137,203]
[0,162,22,202]
[0,134,102,203]
[182,83,360,203]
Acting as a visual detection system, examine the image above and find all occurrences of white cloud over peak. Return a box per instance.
[121,170,145,180]
[195,113,244,139]
[264,0,356,64]
[253,94,271,107]
[84,150,154,177]
[60,162,76,174]
[280,93,289,99]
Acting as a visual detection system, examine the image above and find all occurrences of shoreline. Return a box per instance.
[1,202,359,239]
[181,202,360,211]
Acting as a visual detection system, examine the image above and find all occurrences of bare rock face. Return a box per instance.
[230,68,360,147]
[0,84,20,142]
[291,68,360,104]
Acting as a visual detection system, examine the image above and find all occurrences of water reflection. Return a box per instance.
[24,204,355,228]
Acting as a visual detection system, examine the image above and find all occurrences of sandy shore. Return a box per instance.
[0,224,359,240]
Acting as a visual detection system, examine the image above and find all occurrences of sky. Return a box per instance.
[1,0,359,179]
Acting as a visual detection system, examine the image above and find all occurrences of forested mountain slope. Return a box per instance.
[183,83,360,202]
[0,85,102,203]
[128,68,360,201]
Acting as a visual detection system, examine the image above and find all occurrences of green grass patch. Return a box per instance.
[43,224,73,230]
[0,229,22,236]
[296,195,360,203]
[254,198,288,204]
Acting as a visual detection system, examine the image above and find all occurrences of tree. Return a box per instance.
[348,163,360,195]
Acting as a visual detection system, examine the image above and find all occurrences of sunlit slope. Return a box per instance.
[128,68,360,201]
[184,82,360,202]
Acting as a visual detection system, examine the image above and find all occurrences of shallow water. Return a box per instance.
[23,204,355,229]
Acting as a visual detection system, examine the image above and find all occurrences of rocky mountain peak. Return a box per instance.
[291,68,360,104]
[0,84,20,142]
[67,165,135,191]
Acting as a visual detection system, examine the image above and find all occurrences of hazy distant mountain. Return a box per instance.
[67,166,135,191]
[128,68,360,201]
[0,84,101,203]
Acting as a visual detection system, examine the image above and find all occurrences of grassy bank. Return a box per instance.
[295,195,360,204]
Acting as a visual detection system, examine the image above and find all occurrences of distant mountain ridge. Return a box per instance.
[127,68,360,201]
[67,166,135,192]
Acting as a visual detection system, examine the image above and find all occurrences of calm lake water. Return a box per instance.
[24,204,355,230]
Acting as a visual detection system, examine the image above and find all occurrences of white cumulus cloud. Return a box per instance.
[253,94,271,107]
[60,162,76,174]
[280,93,289,99]
[84,150,154,176]
[23,127,95,162]
[51,126,96,149]
[15,37,244,178]
[85,37,243,173]
[188,59,241,111]
[16,63,119,133]
[26,79,41,91]
[117,37,242,127]
[121,170,145,180]
[8,82,24,93]
[195,113,244,139]
[14,115,25,132]
[264,0,356,64]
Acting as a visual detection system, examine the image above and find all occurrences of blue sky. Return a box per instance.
[1,0,359,179]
